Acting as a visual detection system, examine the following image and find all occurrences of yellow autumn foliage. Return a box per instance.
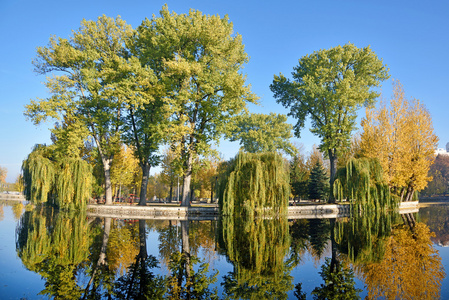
[362,222,445,300]
[360,80,438,201]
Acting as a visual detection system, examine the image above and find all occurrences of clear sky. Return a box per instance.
[1,0,448,183]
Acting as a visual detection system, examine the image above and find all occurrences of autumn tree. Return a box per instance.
[226,112,297,156]
[25,16,154,205]
[271,43,389,203]
[136,6,257,207]
[0,166,7,183]
[360,80,438,201]
[110,145,140,200]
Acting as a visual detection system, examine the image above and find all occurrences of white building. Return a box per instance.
[435,142,449,156]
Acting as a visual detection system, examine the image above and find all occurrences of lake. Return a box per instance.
[1,200,449,299]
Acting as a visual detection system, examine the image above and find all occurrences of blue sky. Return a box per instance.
[1,0,448,182]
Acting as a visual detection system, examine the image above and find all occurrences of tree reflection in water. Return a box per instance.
[220,215,294,299]
[16,207,91,299]
[14,207,446,299]
[362,213,445,300]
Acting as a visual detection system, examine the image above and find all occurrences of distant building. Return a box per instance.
[435,143,449,156]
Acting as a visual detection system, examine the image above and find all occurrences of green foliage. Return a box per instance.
[335,211,402,264]
[22,145,55,204]
[136,5,258,205]
[22,144,93,209]
[271,43,389,153]
[290,154,309,200]
[219,152,290,216]
[333,157,397,210]
[271,43,389,202]
[308,161,329,201]
[312,257,361,300]
[227,112,297,156]
[25,15,153,205]
[221,215,293,299]
[16,208,91,299]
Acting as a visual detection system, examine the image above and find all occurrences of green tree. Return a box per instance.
[271,43,389,203]
[219,152,290,217]
[136,6,257,207]
[312,257,361,300]
[25,15,152,205]
[308,161,329,201]
[290,153,309,201]
[227,112,297,156]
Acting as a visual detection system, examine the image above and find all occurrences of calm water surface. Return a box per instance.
[1,201,449,299]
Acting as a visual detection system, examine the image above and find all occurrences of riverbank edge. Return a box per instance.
[86,201,419,220]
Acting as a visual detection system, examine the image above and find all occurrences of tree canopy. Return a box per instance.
[360,80,438,201]
[24,15,155,205]
[136,6,258,206]
[271,43,389,202]
[226,112,297,156]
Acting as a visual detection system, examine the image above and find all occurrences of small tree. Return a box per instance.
[308,161,329,202]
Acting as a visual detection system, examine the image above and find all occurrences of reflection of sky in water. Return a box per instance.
[2,202,449,299]
[0,205,44,299]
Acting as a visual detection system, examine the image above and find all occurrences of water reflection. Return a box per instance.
[219,215,294,299]
[13,207,446,299]
[16,207,91,299]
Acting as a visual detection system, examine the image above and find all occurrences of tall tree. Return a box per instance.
[25,15,153,205]
[226,112,297,156]
[271,43,389,203]
[360,80,438,201]
[136,6,257,206]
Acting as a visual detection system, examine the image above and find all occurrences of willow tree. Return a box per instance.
[25,15,154,205]
[221,215,293,299]
[360,80,439,202]
[16,208,91,299]
[219,152,290,217]
[333,157,395,210]
[271,43,389,203]
[136,6,258,207]
[22,117,93,209]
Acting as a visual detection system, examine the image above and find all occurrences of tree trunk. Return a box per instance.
[139,162,151,206]
[181,221,191,298]
[102,158,113,205]
[181,153,193,207]
[328,149,337,204]
[83,217,112,299]
[169,178,174,203]
[138,219,147,297]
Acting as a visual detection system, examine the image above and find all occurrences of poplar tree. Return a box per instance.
[226,112,297,156]
[136,6,257,206]
[25,16,154,205]
[271,43,389,203]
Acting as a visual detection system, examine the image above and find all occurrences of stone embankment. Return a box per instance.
[87,201,419,220]
[0,193,26,202]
